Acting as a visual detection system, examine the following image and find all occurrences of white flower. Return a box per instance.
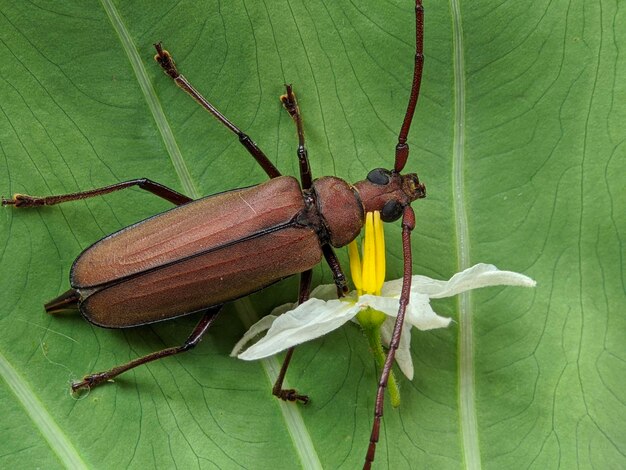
[232,263,536,380]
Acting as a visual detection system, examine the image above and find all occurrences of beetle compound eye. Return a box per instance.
[366,168,390,185]
[381,200,403,222]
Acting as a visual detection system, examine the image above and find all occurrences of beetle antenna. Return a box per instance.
[364,205,415,469]
[394,0,424,173]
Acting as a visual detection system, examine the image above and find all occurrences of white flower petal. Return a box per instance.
[374,291,451,331]
[238,298,359,360]
[405,294,453,330]
[380,278,404,298]
[234,265,534,363]
[358,294,399,316]
[309,283,339,301]
[413,263,536,298]
[270,303,297,318]
[381,264,535,300]
[230,315,278,357]
[380,319,414,380]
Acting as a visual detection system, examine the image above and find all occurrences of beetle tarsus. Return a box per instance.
[71,372,111,394]
[153,42,180,80]
[2,194,43,208]
[276,388,310,404]
[336,279,348,298]
[280,85,299,119]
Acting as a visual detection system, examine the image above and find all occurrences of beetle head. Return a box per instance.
[354,168,426,222]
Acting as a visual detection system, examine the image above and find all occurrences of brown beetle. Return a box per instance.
[3,2,425,468]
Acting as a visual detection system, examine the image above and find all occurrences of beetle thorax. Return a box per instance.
[309,176,365,248]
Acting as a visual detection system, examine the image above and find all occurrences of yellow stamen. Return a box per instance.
[373,211,385,295]
[347,210,400,407]
[362,212,376,294]
[348,240,362,295]
[348,211,387,296]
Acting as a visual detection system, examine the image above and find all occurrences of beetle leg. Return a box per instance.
[1,178,192,208]
[71,306,222,394]
[272,347,308,404]
[364,206,415,469]
[280,85,312,190]
[322,244,349,296]
[271,268,312,404]
[154,43,281,180]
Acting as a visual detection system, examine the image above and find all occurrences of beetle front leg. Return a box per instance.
[271,269,312,404]
[154,44,281,180]
[322,244,349,296]
[272,347,309,404]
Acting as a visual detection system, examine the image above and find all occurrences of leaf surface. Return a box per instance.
[1,1,624,468]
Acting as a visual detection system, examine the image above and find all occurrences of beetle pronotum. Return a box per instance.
[3,2,425,468]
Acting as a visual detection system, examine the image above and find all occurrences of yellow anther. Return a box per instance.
[362,212,376,294]
[348,240,362,295]
[348,211,387,296]
[373,211,385,295]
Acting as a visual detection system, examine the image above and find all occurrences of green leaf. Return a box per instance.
[1,1,624,468]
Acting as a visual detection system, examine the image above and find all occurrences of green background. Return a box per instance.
[1,0,624,468]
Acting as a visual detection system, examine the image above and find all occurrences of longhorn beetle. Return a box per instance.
[3,2,426,468]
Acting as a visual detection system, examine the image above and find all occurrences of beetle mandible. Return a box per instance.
[3,2,426,468]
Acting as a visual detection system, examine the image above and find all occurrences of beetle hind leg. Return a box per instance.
[71,306,222,393]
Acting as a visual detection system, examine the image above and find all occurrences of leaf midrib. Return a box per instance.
[99,0,198,199]
[0,351,87,469]
[450,0,480,468]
